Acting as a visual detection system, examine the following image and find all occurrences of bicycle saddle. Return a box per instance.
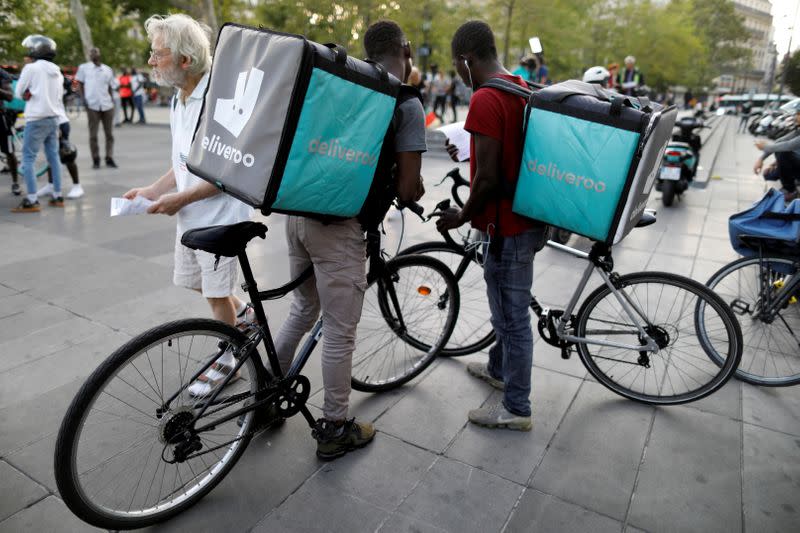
[181,221,267,257]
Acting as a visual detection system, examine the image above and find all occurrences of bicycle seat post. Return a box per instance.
[237,250,284,379]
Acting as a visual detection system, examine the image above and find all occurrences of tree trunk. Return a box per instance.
[70,0,94,62]
[204,0,219,38]
[502,0,515,66]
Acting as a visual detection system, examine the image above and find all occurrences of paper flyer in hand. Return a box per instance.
[437,121,471,162]
[110,196,154,216]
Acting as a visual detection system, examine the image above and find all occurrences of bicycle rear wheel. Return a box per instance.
[400,241,494,356]
[54,319,260,530]
[351,255,459,392]
[575,272,742,405]
[706,255,800,386]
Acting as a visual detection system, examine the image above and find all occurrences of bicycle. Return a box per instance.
[64,93,82,119]
[402,200,744,405]
[1,125,51,180]
[705,235,800,386]
[53,214,459,530]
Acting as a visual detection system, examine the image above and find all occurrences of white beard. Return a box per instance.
[152,65,187,89]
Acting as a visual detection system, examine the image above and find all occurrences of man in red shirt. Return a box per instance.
[435,20,546,431]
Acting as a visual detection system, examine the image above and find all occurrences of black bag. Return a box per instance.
[357,85,423,231]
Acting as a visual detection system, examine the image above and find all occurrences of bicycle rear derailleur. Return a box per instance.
[537,309,575,359]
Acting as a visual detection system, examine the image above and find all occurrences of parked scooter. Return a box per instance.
[655,116,709,207]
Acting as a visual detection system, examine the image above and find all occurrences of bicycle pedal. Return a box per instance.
[560,345,572,359]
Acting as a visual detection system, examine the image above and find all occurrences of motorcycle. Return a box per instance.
[655,116,708,207]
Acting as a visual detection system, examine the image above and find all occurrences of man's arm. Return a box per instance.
[14,68,30,99]
[395,152,424,202]
[435,132,502,230]
[123,167,177,201]
[148,179,221,216]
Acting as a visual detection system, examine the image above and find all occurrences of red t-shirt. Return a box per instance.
[464,73,536,237]
[118,75,132,98]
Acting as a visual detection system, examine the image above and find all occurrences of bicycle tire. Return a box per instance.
[575,272,742,405]
[400,241,495,356]
[705,255,800,386]
[351,254,459,392]
[55,319,260,530]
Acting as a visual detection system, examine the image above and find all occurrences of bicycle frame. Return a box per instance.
[754,253,800,323]
[449,233,661,354]
[171,231,409,434]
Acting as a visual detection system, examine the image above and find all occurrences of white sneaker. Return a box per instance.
[36,183,53,197]
[66,184,84,199]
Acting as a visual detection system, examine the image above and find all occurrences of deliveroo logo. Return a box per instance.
[213,67,264,138]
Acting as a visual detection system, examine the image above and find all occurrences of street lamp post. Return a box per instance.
[778,2,800,103]
[421,8,432,75]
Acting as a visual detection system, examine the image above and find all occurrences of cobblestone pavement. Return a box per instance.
[0,112,798,532]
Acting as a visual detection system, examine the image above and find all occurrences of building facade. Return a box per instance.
[725,0,777,93]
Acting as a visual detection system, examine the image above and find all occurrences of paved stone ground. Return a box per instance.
[0,111,798,533]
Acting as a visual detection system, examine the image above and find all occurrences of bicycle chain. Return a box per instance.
[163,375,305,463]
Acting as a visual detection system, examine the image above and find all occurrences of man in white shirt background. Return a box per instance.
[123,14,254,395]
[76,47,117,169]
[130,67,147,124]
[11,34,64,213]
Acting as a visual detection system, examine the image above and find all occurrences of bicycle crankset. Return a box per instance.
[274,375,311,418]
[537,309,574,358]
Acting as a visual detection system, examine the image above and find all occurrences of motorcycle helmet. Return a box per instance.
[22,35,56,60]
[59,139,77,164]
[582,66,610,87]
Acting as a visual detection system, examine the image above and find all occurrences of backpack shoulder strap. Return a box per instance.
[480,78,534,100]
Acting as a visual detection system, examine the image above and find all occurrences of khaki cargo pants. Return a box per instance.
[274,216,367,421]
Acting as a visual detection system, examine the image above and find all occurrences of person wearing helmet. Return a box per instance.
[617,55,644,96]
[582,66,611,88]
[11,34,64,213]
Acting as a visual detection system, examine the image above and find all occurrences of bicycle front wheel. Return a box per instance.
[706,255,800,386]
[352,255,459,392]
[54,319,261,530]
[400,241,495,356]
[575,272,742,405]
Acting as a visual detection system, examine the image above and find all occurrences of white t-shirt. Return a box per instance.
[171,72,252,235]
[15,60,64,120]
[131,73,146,97]
[76,62,115,111]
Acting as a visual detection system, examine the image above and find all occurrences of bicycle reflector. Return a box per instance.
[773,279,798,304]
[417,286,432,296]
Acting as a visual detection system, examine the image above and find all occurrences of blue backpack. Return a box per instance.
[729,188,800,257]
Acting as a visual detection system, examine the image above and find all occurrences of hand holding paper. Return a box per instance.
[437,121,470,162]
[110,196,155,216]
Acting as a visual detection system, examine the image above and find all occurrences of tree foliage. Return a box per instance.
[784,50,800,97]
[0,0,753,91]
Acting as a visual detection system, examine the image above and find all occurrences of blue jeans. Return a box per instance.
[22,117,61,198]
[484,228,544,417]
[133,95,146,122]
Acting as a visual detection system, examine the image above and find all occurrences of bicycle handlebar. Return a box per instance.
[437,168,469,208]
[397,199,425,220]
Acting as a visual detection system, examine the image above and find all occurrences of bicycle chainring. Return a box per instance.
[274,375,311,418]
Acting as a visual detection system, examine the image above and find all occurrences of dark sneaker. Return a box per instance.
[312,418,375,461]
[49,196,64,207]
[467,362,505,390]
[11,183,21,196]
[106,158,118,168]
[468,403,532,431]
[11,198,40,213]
[92,158,100,169]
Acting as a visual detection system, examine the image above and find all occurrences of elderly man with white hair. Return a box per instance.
[617,55,644,97]
[123,14,254,395]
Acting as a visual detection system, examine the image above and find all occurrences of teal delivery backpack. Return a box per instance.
[509,80,677,244]
[187,23,400,218]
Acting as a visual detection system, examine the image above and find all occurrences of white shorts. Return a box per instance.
[173,234,239,298]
